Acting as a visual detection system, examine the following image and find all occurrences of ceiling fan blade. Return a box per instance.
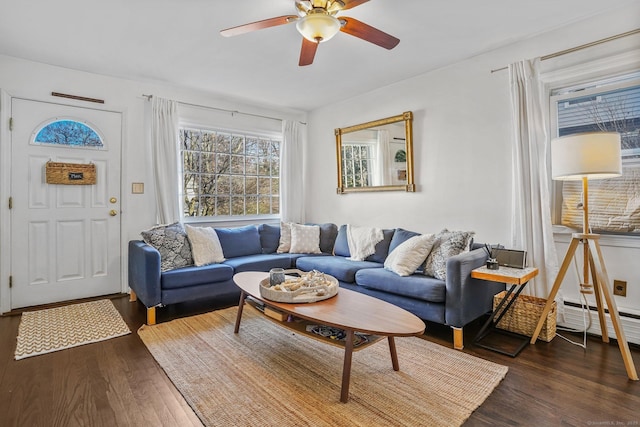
[220,15,298,37]
[339,17,399,49]
[339,0,370,11]
[299,38,319,66]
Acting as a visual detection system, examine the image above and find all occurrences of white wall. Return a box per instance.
[0,54,305,312]
[304,5,640,340]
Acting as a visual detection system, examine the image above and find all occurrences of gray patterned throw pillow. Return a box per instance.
[424,229,475,280]
[141,222,194,272]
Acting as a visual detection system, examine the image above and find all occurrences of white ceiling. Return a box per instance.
[0,0,634,111]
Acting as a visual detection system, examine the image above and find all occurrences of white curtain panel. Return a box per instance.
[508,58,559,298]
[280,120,305,223]
[151,96,180,224]
[374,130,391,186]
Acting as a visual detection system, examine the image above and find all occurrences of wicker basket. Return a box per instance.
[45,162,96,185]
[493,291,556,342]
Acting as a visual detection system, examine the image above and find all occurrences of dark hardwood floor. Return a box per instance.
[1,295,638,426]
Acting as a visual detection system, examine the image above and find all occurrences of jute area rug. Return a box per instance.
[139,307,508,427]
[15,299,131,360]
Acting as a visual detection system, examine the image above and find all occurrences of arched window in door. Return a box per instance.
[33,119,104,148]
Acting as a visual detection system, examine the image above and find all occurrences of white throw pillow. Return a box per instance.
[289,223,322,254]
[277,221,292,253]
[185,224,225,266]
[384,234,437,277]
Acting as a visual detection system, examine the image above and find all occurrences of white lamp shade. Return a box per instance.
[296,14,341,43]
[551,132,622,181]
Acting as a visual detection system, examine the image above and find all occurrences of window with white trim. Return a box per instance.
[341,144,374,188]
[180,127,280,218]
[551,72,640,234]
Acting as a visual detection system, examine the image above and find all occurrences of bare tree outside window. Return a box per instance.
[180,128,280,217]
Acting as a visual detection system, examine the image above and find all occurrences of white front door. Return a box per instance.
[10,98,122,309]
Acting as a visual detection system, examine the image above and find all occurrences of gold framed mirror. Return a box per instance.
[335,111,414,193]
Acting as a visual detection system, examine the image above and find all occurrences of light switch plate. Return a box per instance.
[132,182,144,194]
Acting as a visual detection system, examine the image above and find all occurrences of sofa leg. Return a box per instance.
[129,289,137,302]
[452,327,464,350]
[147,307,156,325]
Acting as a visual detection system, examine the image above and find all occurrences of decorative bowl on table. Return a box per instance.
[259,269,338,303]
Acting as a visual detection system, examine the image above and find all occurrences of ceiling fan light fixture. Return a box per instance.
[296,13,341,43]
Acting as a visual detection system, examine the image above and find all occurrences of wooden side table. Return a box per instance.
[471,266,539,357]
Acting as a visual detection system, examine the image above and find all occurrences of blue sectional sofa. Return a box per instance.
[128,222,503,349]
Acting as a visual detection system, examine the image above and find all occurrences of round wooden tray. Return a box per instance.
[259,270,338,303]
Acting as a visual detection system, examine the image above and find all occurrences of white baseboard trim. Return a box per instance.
[558,304,640,345]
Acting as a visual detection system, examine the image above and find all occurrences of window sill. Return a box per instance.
[553,225,640,249]
[183,215,280,228]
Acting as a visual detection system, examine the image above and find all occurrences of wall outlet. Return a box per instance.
[613,280,627,297]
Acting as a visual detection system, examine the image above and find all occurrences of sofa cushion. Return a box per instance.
[215,225,262,258]
[333,225,350,257]
[185,224,225,266]
[223,253,298,273]
[424,229,475,280]
[258,223,281,254]
[367,229,395,263]
[289,223,322,254]
[355,268,446,303]
[161,263,234,290]
[296,256,382,283]
[384,234,436,276]
[309,223,339,254]
[141,222,193,272]
[387,228,421,254]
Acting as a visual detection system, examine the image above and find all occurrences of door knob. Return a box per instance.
[109,210,118,216]
[110,197,117,204]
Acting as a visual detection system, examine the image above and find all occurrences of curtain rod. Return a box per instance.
[142,94,306,125]
[490,28,640,73]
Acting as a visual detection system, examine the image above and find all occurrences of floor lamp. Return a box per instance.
[529,132,638,381]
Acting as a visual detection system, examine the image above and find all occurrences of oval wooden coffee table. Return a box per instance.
[233,271,426,403]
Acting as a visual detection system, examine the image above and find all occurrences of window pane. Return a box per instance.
[246,196,258,215]
[201,153,215,173]
[201,131,215,152]
[258,177,271,195]
[258,157,270,176]
[231,176,244,195]
[216,133,231,153]
[183,151,200,172]
[217,175,230,194]
[245,177,258,196]
[34,119,103,148]
[216,196,230,216]
[200,197,215,216]
[183,173,198,197]
[201,174,216,194]
[231,196,245,215]
[231,155,245,174]
[246,138,259,156]
[180,126,281,218]
[246,156,258,175]
[184,195,198,217]
[217,154,230,174]
[554,77,640,234]
[557,84,640,156]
